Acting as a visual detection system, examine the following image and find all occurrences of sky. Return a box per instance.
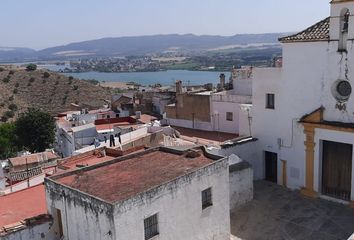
[0,0,329,50]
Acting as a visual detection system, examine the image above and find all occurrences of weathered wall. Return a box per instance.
[229,161,253,210]
[210,140,262,180]
[45,180,116,240]
[112,158,230,240]
[1,220,58,240]
[166,93,211,122]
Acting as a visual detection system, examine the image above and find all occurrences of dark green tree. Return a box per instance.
[0,122,17,159]
[26,64,37,71]
[15,108,55,152]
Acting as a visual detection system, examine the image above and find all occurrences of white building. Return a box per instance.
[45,147,231,240]
[211,67,252,134]
[251,0,354,207]
[165,69,252,135]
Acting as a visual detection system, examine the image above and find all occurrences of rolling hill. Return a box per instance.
[0,67,110,121]
[0,33,287,61]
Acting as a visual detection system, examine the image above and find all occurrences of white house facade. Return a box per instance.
[45,147,231,240]
[251,0,354,206]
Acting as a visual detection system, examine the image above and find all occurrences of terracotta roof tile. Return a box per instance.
[279,17,330,43]
[0,185,47,228]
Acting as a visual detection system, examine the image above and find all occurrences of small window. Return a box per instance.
[202,188,213,209]
[144,214,159,240]
[266,93,275,109]
[226,112,233,121]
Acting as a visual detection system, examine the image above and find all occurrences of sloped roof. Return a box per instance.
[279,17,330,43]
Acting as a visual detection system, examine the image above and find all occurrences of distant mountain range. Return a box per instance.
[0,33,287,62]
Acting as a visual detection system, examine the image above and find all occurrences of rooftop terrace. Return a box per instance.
[52,147,219,203]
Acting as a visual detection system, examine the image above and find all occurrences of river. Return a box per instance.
[60,70,230,86]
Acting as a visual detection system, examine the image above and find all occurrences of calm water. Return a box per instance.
[61,70,230,86]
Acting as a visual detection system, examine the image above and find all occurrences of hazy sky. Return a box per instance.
[1,0,329,50]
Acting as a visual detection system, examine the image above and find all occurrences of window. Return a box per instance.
[144,214,159,240]
[201,188,213,209]
[226,112,233,121]
[266,93,275,109]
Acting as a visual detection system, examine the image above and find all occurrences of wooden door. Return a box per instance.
[322,140,352,201]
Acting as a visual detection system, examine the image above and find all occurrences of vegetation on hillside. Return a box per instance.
[0,67,111,122]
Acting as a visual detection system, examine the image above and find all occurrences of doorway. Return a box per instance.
[322,140,352,201]
[265,151,278,183]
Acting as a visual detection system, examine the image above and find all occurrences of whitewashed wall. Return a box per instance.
[1,220,59,240]
[45,157,230,240]
[46,180,115,240]
[113,159,230,240]
[166,118,214,131]
[229,162,253,210]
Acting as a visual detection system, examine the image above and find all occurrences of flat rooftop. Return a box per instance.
[54,148,217,203]
[173,126,238,145]
[0,185,47,229]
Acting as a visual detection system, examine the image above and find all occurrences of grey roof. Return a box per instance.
[279,17,330,43]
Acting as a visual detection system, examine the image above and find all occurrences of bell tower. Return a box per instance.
[330,0,354,50]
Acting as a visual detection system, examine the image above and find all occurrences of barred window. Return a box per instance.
[202,188,213,209]
[144,214,159,239]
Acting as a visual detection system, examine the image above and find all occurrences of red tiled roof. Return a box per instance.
[279,17,330,43]
[0,185,47,228]
[56,149,215,203]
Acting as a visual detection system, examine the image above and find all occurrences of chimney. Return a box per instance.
[219,73,225,90]
[176,80,183,94]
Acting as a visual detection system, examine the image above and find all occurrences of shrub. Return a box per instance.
[27,82,32,87]
[73,85,79,90]
[8,96,14,101]
[55,81,59,85]
[0,102,5,107]
[0,67,4,72]
[2,77,10,83]
[26,64,37,71]
[8,70,15,75]
[68,76,73,84]
[4,110,14,118]
[8,103,17,111]
[1,115,8,122]
[29,77,35,83]
[43,72,50,78]
[13,88,18,94]
[42,79,46,84]
[15,82,19,88]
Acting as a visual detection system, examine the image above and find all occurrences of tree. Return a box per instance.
[26,64,37,71]
[0,122,17,159]
[15,108,55,152]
